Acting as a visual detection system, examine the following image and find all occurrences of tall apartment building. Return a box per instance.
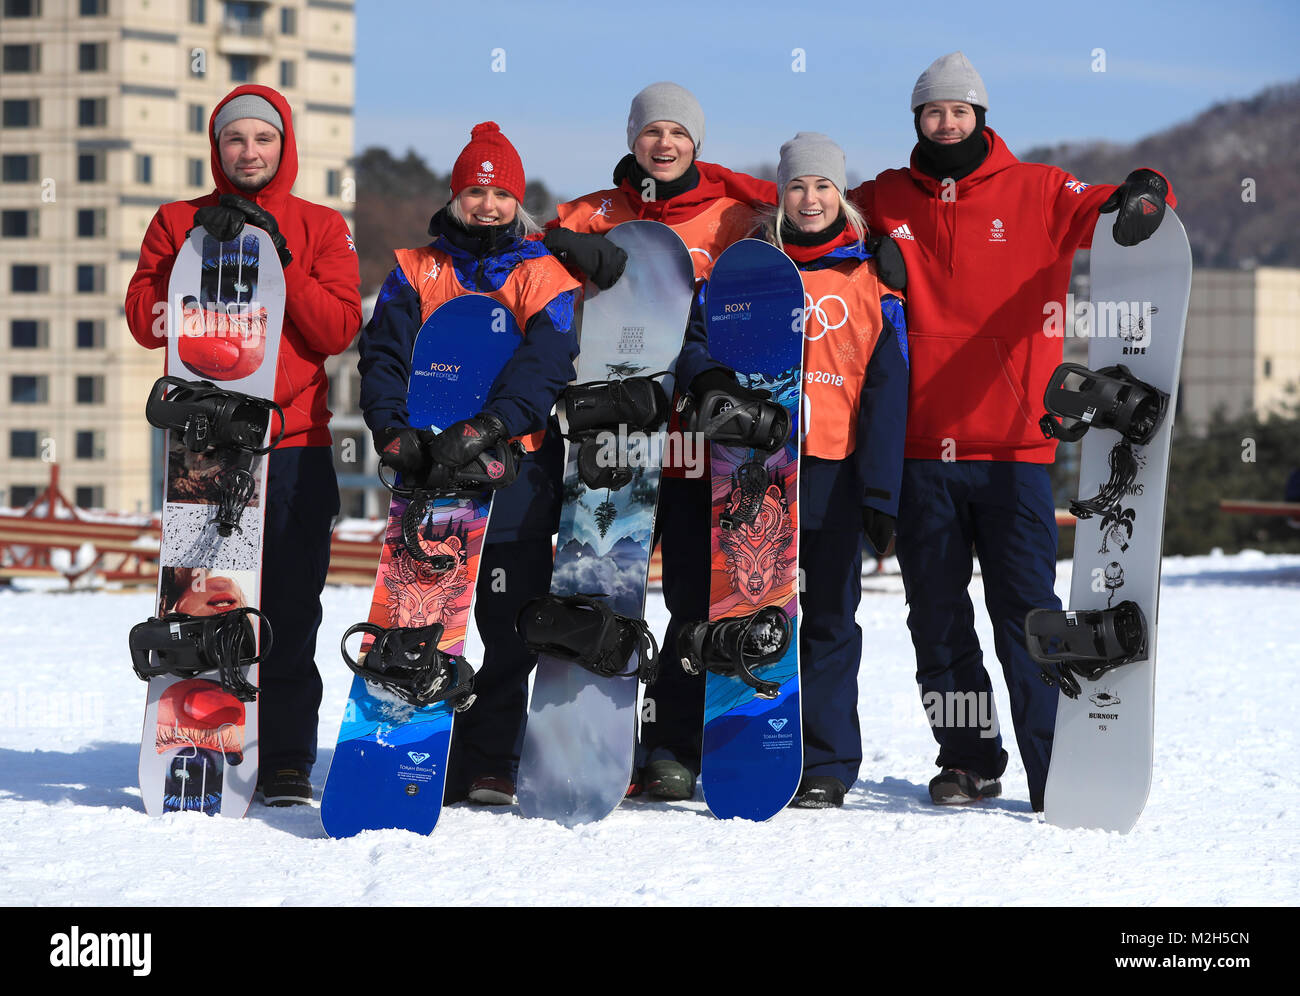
[0,0,354,513]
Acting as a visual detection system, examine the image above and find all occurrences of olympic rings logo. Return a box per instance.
[802,293,848,341]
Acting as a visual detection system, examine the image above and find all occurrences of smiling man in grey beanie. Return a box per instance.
[845,51,1178,814]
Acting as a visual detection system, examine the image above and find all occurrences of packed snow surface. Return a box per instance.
[1,550,1295,906]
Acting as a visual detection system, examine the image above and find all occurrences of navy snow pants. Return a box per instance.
[258,446,339,776]
[639,474,712,774]
[893,459,1060,809]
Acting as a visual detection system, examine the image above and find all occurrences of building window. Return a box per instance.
[74,486,104,509]
[77,152,105,182]
[188,103,205,133]
[75,430,104,460]
[76,319,105,349]
[228,54,254,82]
[1,210,37,237]
[279,59,296,88]
[80,0,107,14]
[76,264,105,294]
[77,208,105,237]
[280,6,296,34]
[188,158,205,187]
[1,154,37,182]
[11,374,49,403]
[78,41,107,71]
[326,169,340,198]
[11,264,47,293]
[8,485,39,508]
[11,319,48,348]
[78,96,107,127]
[2,43,40,72]
[2,99,39,127]
[3,0,42,17]
[135,153,152,185]
[189,0,204,23]
[10,430,40,459]
[75,375,104,404]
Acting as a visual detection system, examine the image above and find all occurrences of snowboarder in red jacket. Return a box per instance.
[847,52,1175,811]
[125,85,363,807]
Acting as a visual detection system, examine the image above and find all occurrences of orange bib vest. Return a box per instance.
[555,190,757,282]
[393,246,580,451]
[799,259,890,461]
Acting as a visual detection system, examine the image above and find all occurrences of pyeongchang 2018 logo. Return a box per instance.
[803,293,848,342]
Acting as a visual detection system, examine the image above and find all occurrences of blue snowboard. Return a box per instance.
[699,239,805,821]
[321,295,522,838]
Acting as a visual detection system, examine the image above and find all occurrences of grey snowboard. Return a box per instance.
[1042,209,1192,832]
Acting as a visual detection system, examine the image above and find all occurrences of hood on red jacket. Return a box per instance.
[206,84,299,214]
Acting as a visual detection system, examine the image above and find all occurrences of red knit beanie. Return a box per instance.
[450,122,526,202]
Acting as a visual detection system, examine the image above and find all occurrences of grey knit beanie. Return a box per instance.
[910,51,988,111]
[626,82,705,152]
[777,132,846,194]
[212,94,284,140]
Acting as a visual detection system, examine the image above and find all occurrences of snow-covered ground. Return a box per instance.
[1,551,1296,906]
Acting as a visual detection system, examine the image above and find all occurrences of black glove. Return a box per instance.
[194,193,293,266]
[544,228,627,290]
[862,508,895,556]
[690,367,770,403]
[1099,169,1169,247]
[426,412,508,469]
[866,233,907,292]
[374,426,434,476]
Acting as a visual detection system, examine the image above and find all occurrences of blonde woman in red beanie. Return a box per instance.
[357,122,582,805]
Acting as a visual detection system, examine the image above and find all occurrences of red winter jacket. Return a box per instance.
[124,84,362,448]
[849,129,1173,463]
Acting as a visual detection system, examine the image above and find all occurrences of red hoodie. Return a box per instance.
[850,129,1177,463]
[124,85,362,448]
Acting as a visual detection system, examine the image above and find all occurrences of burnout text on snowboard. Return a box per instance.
[133,225,285,817]
[516,221,694,826]
[1032,209,1191,832]
[692,238,804,821]
[321,295,522,838]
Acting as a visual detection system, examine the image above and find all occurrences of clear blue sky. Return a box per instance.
[356,0,1299,201]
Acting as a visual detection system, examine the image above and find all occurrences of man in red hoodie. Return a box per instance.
[125,85,362,806]
[846,53,1174,812]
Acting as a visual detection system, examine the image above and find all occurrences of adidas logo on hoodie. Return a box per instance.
[890,224,915,241]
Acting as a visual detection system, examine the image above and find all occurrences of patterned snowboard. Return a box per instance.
[1042,209,1192,832]
[321,294,522,838]
[138,226,284,817]
[699,239,805,822]
[516,221,695,826]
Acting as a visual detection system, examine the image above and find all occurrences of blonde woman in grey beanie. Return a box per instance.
[754,133,909,809]
[845,51,1177,813]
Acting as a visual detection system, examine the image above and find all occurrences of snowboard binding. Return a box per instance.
[146,375,285,455]
[129,606,270,703]
[688,387,791,530]
[340,622,477,710]
[516,593,660,683]
[381,442,524,568]
[677,605,792,700]
[561,374,670,491]
[1039,363,1170,519]
[1025,600,1149,699]
[147,375,284,535]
